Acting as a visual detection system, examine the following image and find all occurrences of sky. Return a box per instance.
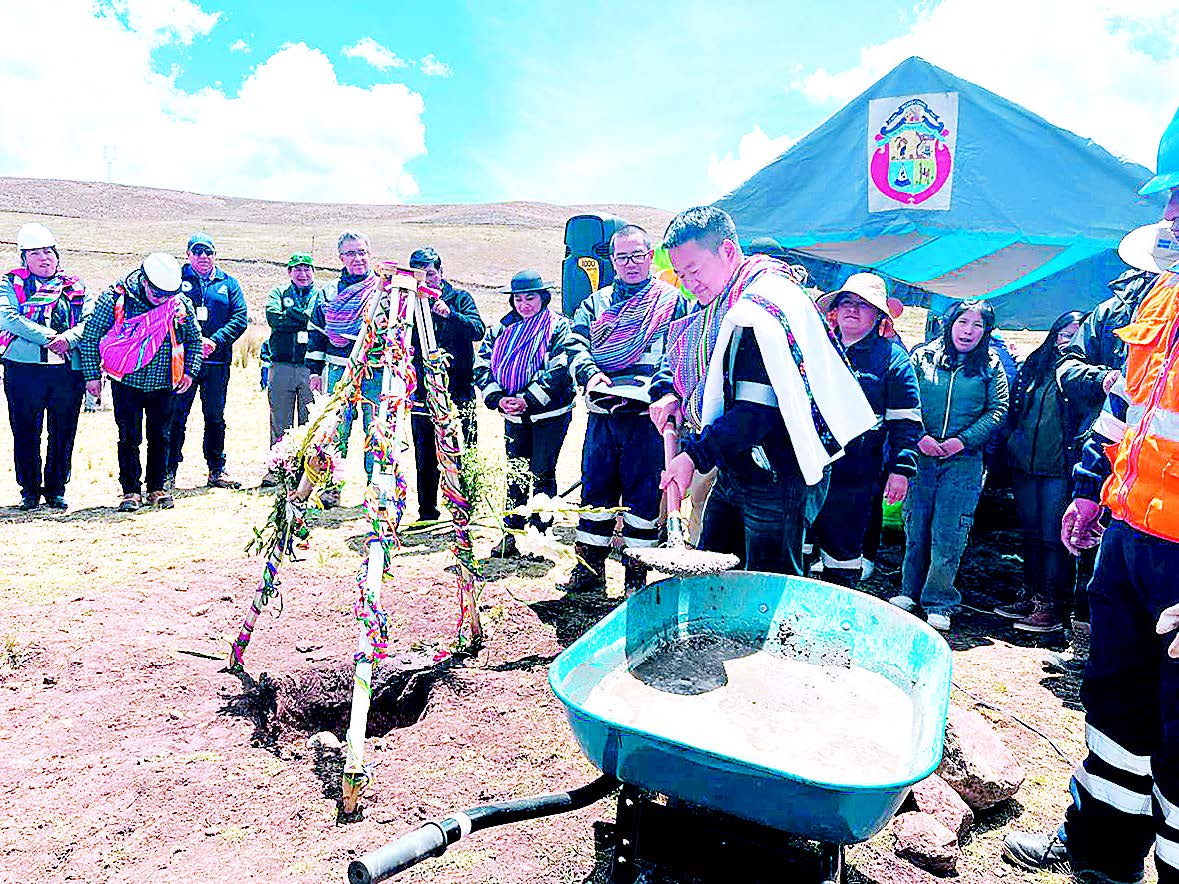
[0,0,1177,208]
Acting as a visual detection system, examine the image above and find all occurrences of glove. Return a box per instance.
[1062,499,1103,555]
[1158,604,1179,659]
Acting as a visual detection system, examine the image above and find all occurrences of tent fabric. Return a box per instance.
[716,56,1168,329]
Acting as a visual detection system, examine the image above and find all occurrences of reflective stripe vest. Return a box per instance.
[1101,266,1179,541]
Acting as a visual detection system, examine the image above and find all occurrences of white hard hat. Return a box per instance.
[817,272,891,315]
[141,252,182,294]
[1119,221,1179,274]
[17,223,56,250]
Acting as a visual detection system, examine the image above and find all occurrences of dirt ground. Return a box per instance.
[0,183,1135,884]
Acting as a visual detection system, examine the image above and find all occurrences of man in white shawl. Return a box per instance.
[652,207,876,575]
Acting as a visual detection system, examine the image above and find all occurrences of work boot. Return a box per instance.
[1003,830,1143,883]
[489,535,519,559]
[562,543,607,593]
[1045,620,1090,674]
[44,495,68,511]
[208,471,242,489]
[1014,600,1064,634]
[623,556,649,595]
[17,492,39,511]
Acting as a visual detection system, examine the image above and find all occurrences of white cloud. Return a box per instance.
[229,38,249,53]
[0,1,427,203]
[420,53,452,78]
[707,126,796,197]
[791,0,1179,169]
[104,0,221,46]
[343,36,409,71]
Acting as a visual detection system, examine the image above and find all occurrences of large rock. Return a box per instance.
[891,811,960,875]
[936,704,1026,811]
[848,842,941,884]
[910,773,974,842]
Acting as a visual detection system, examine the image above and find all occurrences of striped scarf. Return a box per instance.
[324,272,379,347]
[589,276,679,373]
[490,309,555,394]
[0,268,86,355]
[666,254,781,429]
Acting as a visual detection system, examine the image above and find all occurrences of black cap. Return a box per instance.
[408,247,440,269]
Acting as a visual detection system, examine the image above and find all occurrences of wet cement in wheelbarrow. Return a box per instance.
[583,634,917,785]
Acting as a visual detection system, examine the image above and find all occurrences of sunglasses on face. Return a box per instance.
[190,246,214,256]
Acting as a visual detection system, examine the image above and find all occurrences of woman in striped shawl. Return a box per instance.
[474,270,575,559]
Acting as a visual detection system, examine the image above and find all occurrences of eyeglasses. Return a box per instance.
[341,249,369,258]
[190,245,214,256]
[613,251,652,265]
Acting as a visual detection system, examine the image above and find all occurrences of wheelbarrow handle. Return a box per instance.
[349,775,619,883]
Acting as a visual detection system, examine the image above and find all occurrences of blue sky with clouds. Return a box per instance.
[1,1,1176,208]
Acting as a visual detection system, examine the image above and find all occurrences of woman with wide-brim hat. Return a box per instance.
[474,270,575,558]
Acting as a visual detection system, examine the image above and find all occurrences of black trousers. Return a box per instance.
[3,361,84,498]
[411,398,477,519]
[113,382,175,496]
[503,413,571,530]
[169,361,230,476]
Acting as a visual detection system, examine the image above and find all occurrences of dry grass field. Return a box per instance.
[0,178,1111,884]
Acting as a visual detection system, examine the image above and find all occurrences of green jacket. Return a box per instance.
[265,283,324,364]
[910,339,1009,452]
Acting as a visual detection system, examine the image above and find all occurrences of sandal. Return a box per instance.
[147,490,175,509]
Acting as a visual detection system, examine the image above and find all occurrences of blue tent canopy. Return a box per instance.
[715,56,1167,329]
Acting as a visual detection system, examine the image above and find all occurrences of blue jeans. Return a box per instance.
[1062,520,1179,884]
[699,464,826,577]
[325,363,382,482]
[900,452,984,615]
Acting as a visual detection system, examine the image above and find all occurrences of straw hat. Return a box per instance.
[1118,221,1179,273]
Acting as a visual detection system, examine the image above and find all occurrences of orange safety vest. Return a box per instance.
[1101,266,1179,542]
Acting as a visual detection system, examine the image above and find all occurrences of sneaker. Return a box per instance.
[860,558,875,581]
[1014,603,1064,634]
[208,472,242,489]
[259,471,280,488]
[927,612,952,631]
[147,490,175,509]
[43,495,68,511]
[993,599,1034,620]
[1002,831,1069,874]
[888,595,917,613]
[1043,649,1085,674]
[118,493,141,512]
[418,509,441,522]
[489,535,519,559]
[17,493,39,511]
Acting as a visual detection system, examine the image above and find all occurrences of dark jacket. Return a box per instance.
[1006,362,1070,477]
[411,279,484,403]
[839,334,922,480]
[910,339,1009,452]
[683,328,799,481]
[1057,268,1157,433]
[266,282,323,365]
[180,264,248,365]
[474,311,576,422]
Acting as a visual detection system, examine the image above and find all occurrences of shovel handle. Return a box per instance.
[662,427,685,546]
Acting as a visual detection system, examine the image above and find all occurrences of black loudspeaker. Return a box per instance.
[561,213,626,316]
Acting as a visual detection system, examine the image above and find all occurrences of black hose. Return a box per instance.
[347,775,619,883]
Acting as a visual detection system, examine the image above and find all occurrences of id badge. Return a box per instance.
[196,305,209,322]
[296,330,309,344]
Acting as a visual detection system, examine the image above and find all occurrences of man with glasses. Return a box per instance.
[306,231,381,507]
[168,232,248,489]
[566,224,688,593]
[407,247,485,522]
[261,253,324,486]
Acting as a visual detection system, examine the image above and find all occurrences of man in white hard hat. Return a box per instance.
[80,253,203,512]
[0,223,95,511]
[809,273,921,587]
